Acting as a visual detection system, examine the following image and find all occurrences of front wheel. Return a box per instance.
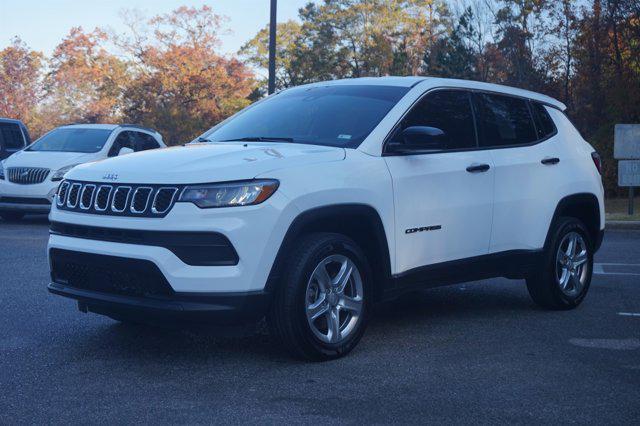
[268,233,372,361]
[526,217,593,310]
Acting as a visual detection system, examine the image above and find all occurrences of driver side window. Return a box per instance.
[391,90,477,151]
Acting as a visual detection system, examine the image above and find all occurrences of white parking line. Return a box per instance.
[594,263,640,276]
[618,312,640,317]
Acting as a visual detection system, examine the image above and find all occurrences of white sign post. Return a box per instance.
[615,124,640,215]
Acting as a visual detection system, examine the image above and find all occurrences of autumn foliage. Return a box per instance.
[0,6,254,145]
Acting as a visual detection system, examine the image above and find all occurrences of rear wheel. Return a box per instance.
[268,233,371,361]
[526,217,593,310]
[0,211,25,221]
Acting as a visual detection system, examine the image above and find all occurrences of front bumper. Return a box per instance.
[48,281,271,325]
[0,199,51,213]
[0,179,58,214]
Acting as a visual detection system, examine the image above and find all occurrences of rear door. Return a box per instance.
[384,89,495,273]
[473,93,563,252]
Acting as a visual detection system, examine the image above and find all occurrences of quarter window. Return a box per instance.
[392,90,477,150]
[474,93,537,147]
[530,102,557,139]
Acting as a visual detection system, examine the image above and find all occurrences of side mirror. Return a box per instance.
[118,147,134,156]
[399,126,447,151]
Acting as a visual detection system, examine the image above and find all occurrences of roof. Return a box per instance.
[300,76,427,88]
[293,76,566,110]
[0,117,25,124]
[60,123,119,130]
[422,77,566,110]
[59,123,159,133]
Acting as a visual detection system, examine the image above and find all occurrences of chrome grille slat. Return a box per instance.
[56,182,70,207]
[79,185,96,210]
[130,187,153,214]
[94,185,112,211]
[152,188,178,214]
[66,183,82,208]
[7,167,50,184]
[111,186,132,213]
[57,181,179,217]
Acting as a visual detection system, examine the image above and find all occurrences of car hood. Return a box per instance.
[3,150,98,171]
[66,142,346,184]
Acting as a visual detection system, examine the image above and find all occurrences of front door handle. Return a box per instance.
[466,163,491,173]
[541,157,560,165]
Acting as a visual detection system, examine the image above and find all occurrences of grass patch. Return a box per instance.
[606,196,640,221]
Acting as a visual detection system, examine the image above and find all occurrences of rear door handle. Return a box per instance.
[466,163,491,173]
[541,157,560,165]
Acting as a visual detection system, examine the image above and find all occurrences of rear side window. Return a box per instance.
[134,132,161,151]
[108,131,134,156]
[474,93,537,147]
[530,102,557,139]
[393,90,477,150]
[0,123,25,150]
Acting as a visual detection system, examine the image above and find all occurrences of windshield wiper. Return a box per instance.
[219,136,294,143]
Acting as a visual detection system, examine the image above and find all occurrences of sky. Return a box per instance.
[0,0,310,56]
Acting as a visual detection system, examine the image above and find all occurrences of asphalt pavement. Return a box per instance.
[1,216,639,424]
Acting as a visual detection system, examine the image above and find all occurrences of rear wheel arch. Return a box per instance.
[544,193,601,252]
[265,204,392,302]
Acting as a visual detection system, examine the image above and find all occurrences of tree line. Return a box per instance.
[1,1,639,194]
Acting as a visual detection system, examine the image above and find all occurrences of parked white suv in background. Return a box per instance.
[47,77,604,360]
[0,124,165,221]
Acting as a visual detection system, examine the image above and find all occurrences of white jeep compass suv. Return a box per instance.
[0,124,165,221]
[48,77,605,360]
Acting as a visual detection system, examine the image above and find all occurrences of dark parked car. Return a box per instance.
[0,118,31,160]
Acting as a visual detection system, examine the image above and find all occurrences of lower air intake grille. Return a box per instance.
[50,248,174,297]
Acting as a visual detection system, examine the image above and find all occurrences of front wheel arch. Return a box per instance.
[265,204,392,303]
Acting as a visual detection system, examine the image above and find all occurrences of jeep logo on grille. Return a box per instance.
[102,173,118,181]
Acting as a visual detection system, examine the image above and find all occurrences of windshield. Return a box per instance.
[201,85,409,147]
[28,128,112,153]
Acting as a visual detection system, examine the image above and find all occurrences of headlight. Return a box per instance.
[0,160,5,180]
[51,164,80,181]
[178,179,279,208]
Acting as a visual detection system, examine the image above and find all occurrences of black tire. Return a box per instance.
[526,216,593,310]
[0,211,25,221]
[267,232,372,361]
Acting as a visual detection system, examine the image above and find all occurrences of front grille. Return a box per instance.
[50,248,174,298]
[7,167,50,184]
[56,180,180,217]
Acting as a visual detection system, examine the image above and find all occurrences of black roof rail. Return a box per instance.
[118,124,158,134]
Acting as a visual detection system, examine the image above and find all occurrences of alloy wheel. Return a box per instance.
[305,254,364,344]
[555,231,589,297]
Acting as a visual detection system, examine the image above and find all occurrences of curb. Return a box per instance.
[605,220,640,230]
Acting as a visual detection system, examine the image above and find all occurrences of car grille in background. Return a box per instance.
[7,167,50,184]
[56,180,179,217]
